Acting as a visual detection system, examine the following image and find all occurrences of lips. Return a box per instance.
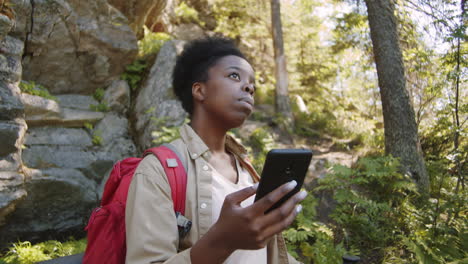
[239,97,254,107]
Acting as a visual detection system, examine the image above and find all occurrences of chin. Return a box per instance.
[227,113,249,129]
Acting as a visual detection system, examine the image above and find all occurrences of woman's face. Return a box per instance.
[196,55,256,129]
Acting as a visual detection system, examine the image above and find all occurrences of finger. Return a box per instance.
[225,183,258,206]
[259,190,307,228]
[252,180,298,213]
[261,203,303,239]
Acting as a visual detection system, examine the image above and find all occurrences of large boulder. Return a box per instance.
[108,0,167,36]
[102,80,131,115]
[134,40,187,150]
[22,94,105,127]
[94,113,136,160]
[22,0,138,94]
[0,35,23,83]
[0,168,98,246]
[0,82,24,120]
[9,0,32,40]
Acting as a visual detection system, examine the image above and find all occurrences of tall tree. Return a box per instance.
[271,0,294,129]
[364,0,429,193]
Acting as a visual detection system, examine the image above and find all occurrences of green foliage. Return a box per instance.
[121,28,171,91]
[174,2,204,26]
[93,87,105,102]
[0,238,86,264]
[121,58,148,91]
[317,156,418,260]
[138,29,171,58]
[83,122,93,131]
[151,117,187,146]
[92,130,103,146]
[247,127,276,172]
[284,193,348,263]
[89,103,109,112]
[19,81,56,100]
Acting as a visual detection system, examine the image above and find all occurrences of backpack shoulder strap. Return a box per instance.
[143,145,187,215]
[162,143,188,172]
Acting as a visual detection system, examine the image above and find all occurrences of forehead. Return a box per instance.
[211,55,255,76]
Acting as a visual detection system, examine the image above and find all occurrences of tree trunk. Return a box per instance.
[364,0,429,193]
[270,0,294,129]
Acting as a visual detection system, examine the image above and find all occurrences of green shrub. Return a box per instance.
[150,117,188,146]
[92,130,103,146]
[89,103,109,112]
[93,87,105,102]
[284,193,349,263]
[121,29,171,91]
[0,238,86,264]
[121,58,148,91]
[316,156,418,261]
[247,127,276,171]
[138,29,171,58]
[19,81,56,100]
[175,2,204,26]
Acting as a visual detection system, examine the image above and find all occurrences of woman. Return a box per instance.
[125,37,306,264]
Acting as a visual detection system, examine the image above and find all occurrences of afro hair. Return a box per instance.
[172,36,246,116]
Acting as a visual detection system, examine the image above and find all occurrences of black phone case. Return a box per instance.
[254,149,313,213]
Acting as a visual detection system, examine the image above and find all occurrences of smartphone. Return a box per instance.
[254,149,313,213]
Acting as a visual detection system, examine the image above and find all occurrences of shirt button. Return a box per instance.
[202,165,209,171]
[200,203,207,209]
[191,153,198,158]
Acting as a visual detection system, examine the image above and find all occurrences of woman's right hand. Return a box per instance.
[191,181,307,263]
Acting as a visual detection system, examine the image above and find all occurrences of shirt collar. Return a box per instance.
[179,124,248,160]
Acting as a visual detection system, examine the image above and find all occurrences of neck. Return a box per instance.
[190,113,228,154]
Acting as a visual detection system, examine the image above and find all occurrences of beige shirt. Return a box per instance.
[211,158,267,263]
[125,124,300,264]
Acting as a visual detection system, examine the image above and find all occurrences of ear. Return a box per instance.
[192,82,206,102]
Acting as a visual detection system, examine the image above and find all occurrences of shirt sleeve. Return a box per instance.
[125,155,192,264]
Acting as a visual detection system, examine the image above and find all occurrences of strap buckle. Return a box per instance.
[175,212,192,238]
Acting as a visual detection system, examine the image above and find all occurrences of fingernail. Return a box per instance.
[296,204,303,214]
[252,182,259,189]
[287,180,297,189]
[297,190,307,200]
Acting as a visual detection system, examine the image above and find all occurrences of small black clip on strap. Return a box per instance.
[175,212,192,238]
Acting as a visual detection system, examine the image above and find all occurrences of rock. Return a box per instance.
[103,80,130,114]
[22,146,114,180]
[108,0,167,35]
[0,168,98,248]
[0,119,27,157]
[93,113,137,160]
[9,0,32,40]
[94,113,127,145]
[0,81,24,120]
[22,0,138,94]
[145,0,176,33]
[23,94,105,127]
[0,170,27,225]
[0,14,14,42]
[293,94,309,114]
[59,108,105,127]
[56,95,99,111]
[0,35,24,83]
[21,93,61,120]
[25,127,92,147]
[134,40,187,150]
[172,23,206,41]
[0,152,22,172]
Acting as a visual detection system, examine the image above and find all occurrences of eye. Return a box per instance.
[228,72,240,80]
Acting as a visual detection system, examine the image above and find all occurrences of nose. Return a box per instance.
[242,83,255,95]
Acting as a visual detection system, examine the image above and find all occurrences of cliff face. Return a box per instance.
[0,0,188,248]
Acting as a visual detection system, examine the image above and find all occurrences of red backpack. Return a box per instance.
[83,144,191,264]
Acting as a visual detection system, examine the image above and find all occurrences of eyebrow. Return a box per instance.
[225,66,256,82]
